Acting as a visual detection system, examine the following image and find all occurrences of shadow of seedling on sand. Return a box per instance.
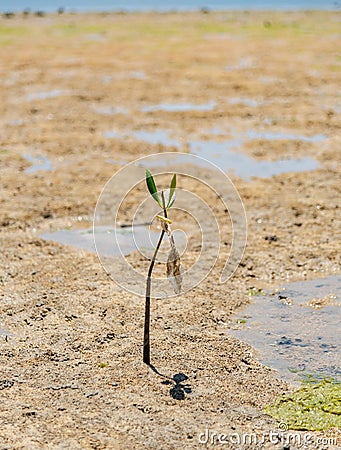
[163,373,192,400]
[149,365,192,400]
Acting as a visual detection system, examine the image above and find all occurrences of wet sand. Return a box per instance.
[0,11,340,449]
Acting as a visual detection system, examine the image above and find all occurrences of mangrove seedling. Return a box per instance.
[143,169,182,365]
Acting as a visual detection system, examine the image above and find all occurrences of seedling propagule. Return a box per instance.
[143,169,182,365]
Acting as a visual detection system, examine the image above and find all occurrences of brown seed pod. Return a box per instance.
[166,234,182,294]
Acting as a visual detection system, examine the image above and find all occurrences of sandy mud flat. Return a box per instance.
[0,10,340,449]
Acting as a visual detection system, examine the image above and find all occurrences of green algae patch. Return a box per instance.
[245,287,265,296]
[264,379,341,431]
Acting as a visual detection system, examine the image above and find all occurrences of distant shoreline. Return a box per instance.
[1,1,340,15]
[1,7,339,14]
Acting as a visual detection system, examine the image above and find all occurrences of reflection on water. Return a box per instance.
[230,276,341,384]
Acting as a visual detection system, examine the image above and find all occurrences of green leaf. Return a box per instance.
[145,169,161,206]
[167,174,176,208]
[167,196,176,208]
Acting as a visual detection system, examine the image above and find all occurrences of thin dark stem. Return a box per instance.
[143,195,168,365]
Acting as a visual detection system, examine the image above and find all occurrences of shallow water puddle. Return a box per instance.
[103,127,324,178]
[93,105,128,115]
[41,226,155,257]
[25,89,65,101]
[231,276,341,383]
[189,139,319,179]
[40,225,184,258]
[141,101,216,113]
[24,154,54,174]
[246,130,327,142]
[103,129,181,148]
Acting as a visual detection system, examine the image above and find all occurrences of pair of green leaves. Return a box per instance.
[146,169,176,209]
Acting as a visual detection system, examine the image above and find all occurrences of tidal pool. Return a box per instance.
[41,225,156,257]
[188,139,319,179]
[41,225,185,259]
[103,127,325,179]
[231,275,341,384]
